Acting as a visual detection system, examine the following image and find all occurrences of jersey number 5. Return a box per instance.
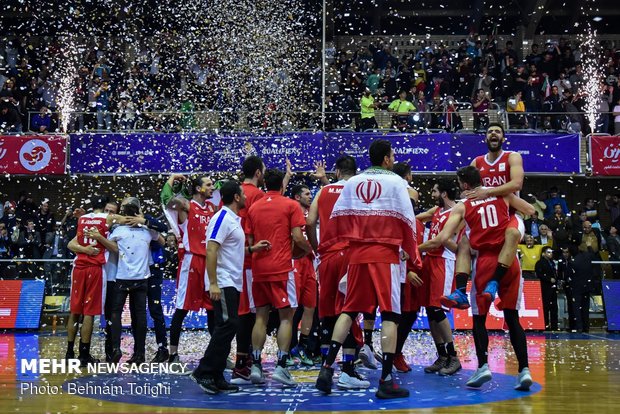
[477,205,499,229]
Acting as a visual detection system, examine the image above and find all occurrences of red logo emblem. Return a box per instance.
[356,180,382,204]
[23,146,47,166]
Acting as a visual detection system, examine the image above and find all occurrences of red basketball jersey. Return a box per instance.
[317,182,348,255]
[463,196,511,252]
[181,199,216,257]
[74,212,109,267]
[240,183,266,268]
[474,151,514,192]
[426,207,456,260]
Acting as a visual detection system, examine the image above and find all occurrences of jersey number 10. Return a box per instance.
[477,205,499,229]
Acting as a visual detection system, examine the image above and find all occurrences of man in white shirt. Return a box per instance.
[108,197,163,365]
[190,181,270,394]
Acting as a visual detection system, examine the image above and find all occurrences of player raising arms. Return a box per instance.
[419,166,535,391]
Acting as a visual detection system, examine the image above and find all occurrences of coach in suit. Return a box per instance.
[535,246,559,330]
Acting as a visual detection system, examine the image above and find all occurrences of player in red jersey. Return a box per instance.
[65,195,125,366]
[420,166,535,391]
[415,178,463,376]
[164,175,216,366]
[445,123,526,310]
[289,184,318,366]
[245,168,311,387]
[307,156,371,390]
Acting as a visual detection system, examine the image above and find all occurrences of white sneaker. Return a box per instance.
[337,372,371,390]
[272,365,297,387]
[466,363,492,388]
[359,344,378,369]
[514,367,533,391]
[250,364,266,384]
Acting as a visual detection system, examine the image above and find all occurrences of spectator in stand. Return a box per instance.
[30,105,52,133]
[507,91,527,128]
[359,88,379,131]
[525,44,542,67]
[576,221,603,254]
[524,211,545,238]
[366,67,382,95]
[95,80,112,130]
[16,218,42,277]
[387,90,416,131]
[35,200,54,241]
[524,76,543,129]
[42,222,69,295]
[583,198,600,225]
[528,193,547,220]
[535,246,559,331]
[569,63,585,95]
[536,224,554,248]
[544,187,570,218]
[605,194,620,225]
[0,103,23,133]
[471,88,490,131]
[539,51,560,82]
[471,66,494,98]
[548,203,572,251]
[416,90,430,128]
[552,71,572,97]
[429,95,444,129]
[613,97,620,134]
[518,234,543,279]
[117,93,136,130]
[596,84,613,133]
[544,85,564,130]
[561,90,585,133]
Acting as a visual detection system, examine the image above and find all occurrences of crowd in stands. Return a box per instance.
[2,36,620,133]
[326,36,620,133]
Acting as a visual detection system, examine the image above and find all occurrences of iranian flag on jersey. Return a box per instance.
[324,167,422,272]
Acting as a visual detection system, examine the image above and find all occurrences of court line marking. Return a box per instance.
[583,333,619,341]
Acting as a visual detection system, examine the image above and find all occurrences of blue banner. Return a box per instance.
[602,280,620,331]
[452,133,581,173]
[69,132,580,174]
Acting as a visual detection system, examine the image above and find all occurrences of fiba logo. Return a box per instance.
[19,139,52,172]
[356,180,382,204]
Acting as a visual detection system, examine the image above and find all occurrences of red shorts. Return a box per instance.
[238,268,255,316]
[421,255,456,310]
[471,251,523,315]
[176,252,213,311]
[342,262,401,314]
[317,250,349,318]
[252,272,298,309]
[401,281,422,313]
[70,265,105,316]
[293,256,317,308]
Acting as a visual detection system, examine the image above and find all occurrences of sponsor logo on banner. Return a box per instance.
[453,280,545,330]
[590,135,620,176]
[19,139,52,172]
[0,140,7,160]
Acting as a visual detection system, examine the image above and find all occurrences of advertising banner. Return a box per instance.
[0,280,45,329]
[69,132,581,174]
[590,135,620,176]
[0,135,67,174]
[602,280,620,331]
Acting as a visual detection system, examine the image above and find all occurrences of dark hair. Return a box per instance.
[264,168,285,191]
[242,156,264,178]
[335,155,357,176]
[456,166,482,188]
[393,162,411,179]
[190,176,210,195]
[369,139,392,167]
[122,203,140,217]
[290,184,310,199]
[543,246,553,254]
[487,122,505,136]
[220,180,242,205]
[92,194,110,210]
[437,178,458,201]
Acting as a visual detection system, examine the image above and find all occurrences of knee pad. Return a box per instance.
[380,311,400,324]
[427,307,446,323]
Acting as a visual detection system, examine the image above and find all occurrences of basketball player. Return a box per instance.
[443,123,525,309]
[415,179,463,376]
[245,168,311,387]
[307,155,370,390]
[315,140,422,399]
[420,166,534,391]
[289,184,318,367]
[65,195,125,366]
[163,175,217,366]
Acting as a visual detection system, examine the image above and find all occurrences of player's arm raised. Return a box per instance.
[415,205,439,223]
[418,203,465,252]
[166,196,189,222]
[306,188,321,253]
[505,193,536,217]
